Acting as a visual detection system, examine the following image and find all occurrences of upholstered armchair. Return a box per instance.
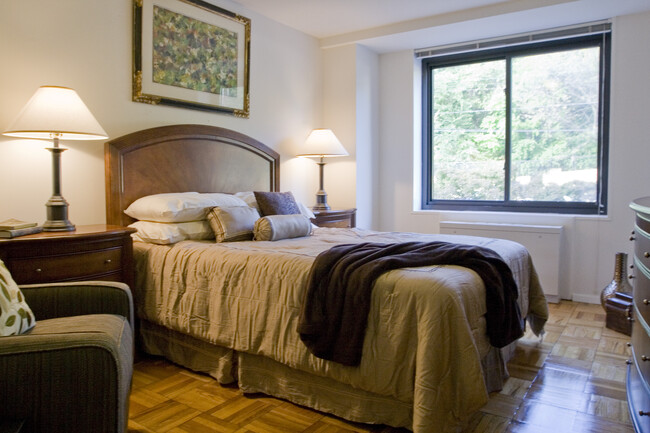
[0,281,134,433]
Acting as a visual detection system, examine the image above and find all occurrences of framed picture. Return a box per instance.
[133,0,250,117]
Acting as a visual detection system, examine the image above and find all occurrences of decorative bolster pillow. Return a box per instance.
[207,205,260,242]
[254,214,312,241]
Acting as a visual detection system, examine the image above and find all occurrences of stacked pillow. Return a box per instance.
[125,191,314,244]
[125,192,248,244]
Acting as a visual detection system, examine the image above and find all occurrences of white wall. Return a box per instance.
[320,44,379,228]
[0,0,322,225]
[376,11,650,302]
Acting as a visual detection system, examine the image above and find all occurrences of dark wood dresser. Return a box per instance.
[0,225,136,289]
[628,197,650,432]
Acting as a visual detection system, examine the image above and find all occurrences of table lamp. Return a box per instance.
[297,128,348,211]
[3,86,108,231]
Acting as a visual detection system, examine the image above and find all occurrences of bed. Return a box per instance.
[105,124,548,433]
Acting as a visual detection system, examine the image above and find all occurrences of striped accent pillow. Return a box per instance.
[207,206,260,242]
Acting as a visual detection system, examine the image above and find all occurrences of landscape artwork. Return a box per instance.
[152,6,239,97]
[133,0,250,117]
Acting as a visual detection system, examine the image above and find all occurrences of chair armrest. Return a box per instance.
[18,281,134,333]
[0,314,133,433]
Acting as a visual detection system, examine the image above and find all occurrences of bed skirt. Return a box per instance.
[138,319,516,431]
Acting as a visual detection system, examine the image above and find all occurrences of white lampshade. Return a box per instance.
[298,129,348,158]
[3,86,108,140]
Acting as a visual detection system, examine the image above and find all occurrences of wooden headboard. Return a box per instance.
[105,124,280,227]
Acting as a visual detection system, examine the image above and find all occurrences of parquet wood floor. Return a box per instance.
[128,301,635,433]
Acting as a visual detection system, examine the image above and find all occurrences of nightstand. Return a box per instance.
[311,208,356,228]
[0,225,136,288]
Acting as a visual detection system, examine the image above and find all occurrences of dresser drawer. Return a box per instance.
[634,226,650,265]
[634,262,650,326]
[628,360,650,433]
[632,312,650,385]
[9,247,122,284]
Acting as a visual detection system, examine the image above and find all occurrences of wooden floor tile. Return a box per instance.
[568,309,607,328]
[590,353,629,383]
[499,377,532,399]
[532,364,589,392]
[572,412,634,433]
[584,376,627,400]
[127,300,636,433]
[131,400,202,432]
[524,384,591,412]
[560,324,602,340]
[597,336,632,357]
[479,393,523,418]
[464,411,510,433]
[514,400,579,430]
[586,394,631,424]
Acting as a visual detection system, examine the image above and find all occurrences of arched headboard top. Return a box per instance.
[105,124,280,227]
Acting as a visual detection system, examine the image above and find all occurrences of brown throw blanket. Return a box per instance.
[298,241,524,366]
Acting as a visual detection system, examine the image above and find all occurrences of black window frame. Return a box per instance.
[421,33,611,215]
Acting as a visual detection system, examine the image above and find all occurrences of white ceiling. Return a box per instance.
[231,0,650,53]
[231,0,508,39]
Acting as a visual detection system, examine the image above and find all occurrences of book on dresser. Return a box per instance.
[0,218,37,230]
[0,225,43,238]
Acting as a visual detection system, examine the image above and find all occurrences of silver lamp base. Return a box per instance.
[43,195,75,232]
[313,191,330,211]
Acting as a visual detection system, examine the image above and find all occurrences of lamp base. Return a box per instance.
[43,195,75,232]
[313,191,330,211]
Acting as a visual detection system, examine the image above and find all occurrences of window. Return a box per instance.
[421,32,610,214]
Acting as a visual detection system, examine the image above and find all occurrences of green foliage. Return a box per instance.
[152,6,239,96]
[431,47,599,203]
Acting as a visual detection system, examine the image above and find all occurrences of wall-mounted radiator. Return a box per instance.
[439,221,563,303]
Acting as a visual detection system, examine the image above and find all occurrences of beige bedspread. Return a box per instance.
[133,227,548,432]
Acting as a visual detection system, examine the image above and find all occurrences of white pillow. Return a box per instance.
[129,220,214,245]
[0,259,36,336]
[125,192,247,223]
[235,191,315,219]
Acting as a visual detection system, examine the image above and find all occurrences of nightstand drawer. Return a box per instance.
[0,225,136,287]
[311,209,356,228]
[9,247,122,284]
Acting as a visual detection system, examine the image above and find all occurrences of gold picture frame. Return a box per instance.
[133,0,250,117]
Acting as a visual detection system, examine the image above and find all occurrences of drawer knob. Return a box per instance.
[645,252,650,258]
[35,268,42,273]
[630,236,636,241]
[642,355,650,362]
[644,299,650,305]
[105,259,112,264]
[627,359,634,365]
[640,411,650,416]
[629,275,635,279]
